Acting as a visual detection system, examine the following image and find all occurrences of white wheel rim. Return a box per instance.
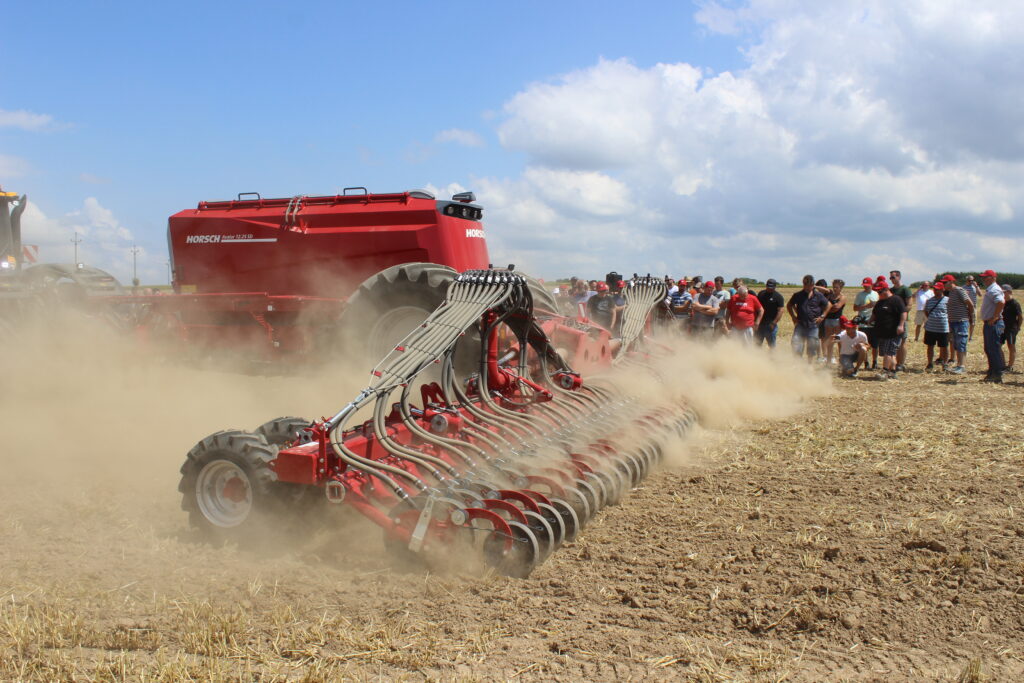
[196,459,252,528]
[369,305,429,356]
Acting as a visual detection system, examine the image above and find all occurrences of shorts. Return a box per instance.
[823,318,842,331]
[950,320,969,352]
[791,323,820,355]
[923,330,949,347]
[876,336,899,357]
[839,353,859,371]
[895,329,908,347]
[915,310,927,325]
[861,326,878,348]
[1003,328,1019,345]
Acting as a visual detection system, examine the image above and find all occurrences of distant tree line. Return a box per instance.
[910,272,1024,288]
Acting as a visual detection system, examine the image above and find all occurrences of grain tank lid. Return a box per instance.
[195,189,436,212]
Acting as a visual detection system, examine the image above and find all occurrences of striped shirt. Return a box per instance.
[670,290,692,318]
[945,286,971,322]
[923,295,949,333]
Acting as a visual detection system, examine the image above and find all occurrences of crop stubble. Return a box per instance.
[1,304,1022,682]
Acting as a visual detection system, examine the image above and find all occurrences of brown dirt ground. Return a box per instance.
[2,302,1023,682]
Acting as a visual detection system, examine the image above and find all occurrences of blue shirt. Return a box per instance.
[670,290,692,318]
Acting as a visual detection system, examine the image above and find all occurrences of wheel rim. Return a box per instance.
[195,459,253,528]
[368,305,430,357]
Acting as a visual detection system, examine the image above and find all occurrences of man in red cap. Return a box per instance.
[853,277,880,367]
[669,279,693,330]
[834,316,868,377]
[979,269,1006,382]
[941,274,974,374]
[869,278,907,379]
[922,281,949,371]
[586,281,616,331]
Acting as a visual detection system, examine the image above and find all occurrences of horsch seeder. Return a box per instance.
[176,190,696,577]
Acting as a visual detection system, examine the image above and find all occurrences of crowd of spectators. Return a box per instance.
[554,270,1021,383]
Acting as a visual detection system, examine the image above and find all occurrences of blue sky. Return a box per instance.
[3,1,1023,284]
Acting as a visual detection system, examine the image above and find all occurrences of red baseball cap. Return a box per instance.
[861,277,873,286]
[933,282,945,291]
[873,280,889,292]
[942,274,956,283]
[703,281,715,288]
[840,315,855,328]
[980,269,997,278]
[595,282,609,292]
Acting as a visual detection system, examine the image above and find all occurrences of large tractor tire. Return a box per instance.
[337,262,458,363]
[521,273,560,314]
[178,429,287,546]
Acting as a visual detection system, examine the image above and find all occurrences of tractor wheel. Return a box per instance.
[520,272,560,314]
[178,429,287,546]
[337,262,458,363]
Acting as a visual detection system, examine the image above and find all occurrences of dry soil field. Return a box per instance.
[1,305,1022,682]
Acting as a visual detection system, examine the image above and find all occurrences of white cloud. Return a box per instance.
[434,128,485,148]
[0,154,32,179]
[17,199,152,282]
[478,1,1024,283]
[0,109,57,131]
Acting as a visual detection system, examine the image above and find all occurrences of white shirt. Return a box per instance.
[914,288,934,311]
[837,330,868,355]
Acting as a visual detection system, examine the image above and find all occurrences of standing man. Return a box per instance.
[889,270,913,371]
[941,274,975,375]
[755,278,785,347]
[586,282,616,330]
[913,281,934,342]
[978,269,1005,383]
[869,278,907,380]
[787,274,831,361]
[964,275,981,341]
[712,276,731,334]
[670,279,693,333]
[690,281,721,337]
[725,286,764,341]
[922,281,949,371]
[853,277,880,368]
[1001,285,1021,373]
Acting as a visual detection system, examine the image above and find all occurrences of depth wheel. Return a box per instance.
[178,430,283,546]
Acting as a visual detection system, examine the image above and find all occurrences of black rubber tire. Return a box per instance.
[178,430,284,546]
[520,272,560,314]
[337,262,457,362]
[255,416,313,447]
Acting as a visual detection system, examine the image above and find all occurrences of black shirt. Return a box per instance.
[756,289,785,324]
[587,294,615,330]
[788,289,830,328]
[1003,298,1022,332]
[871,295,907,337]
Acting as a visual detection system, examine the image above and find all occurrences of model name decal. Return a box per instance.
[185,234,277,244]
[465,229,486,239]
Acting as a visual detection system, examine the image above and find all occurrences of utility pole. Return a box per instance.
[71,232,83,265]
[130,244,140,289]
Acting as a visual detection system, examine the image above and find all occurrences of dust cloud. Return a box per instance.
[593,335,833,467]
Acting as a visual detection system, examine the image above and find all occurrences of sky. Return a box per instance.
[2,0,1022,285]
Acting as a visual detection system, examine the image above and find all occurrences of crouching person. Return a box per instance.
[835,316,868,377]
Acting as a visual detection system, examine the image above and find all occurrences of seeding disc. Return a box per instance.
[535,502,565,549]
[521,510,556,563]
[483,520,540,579]
[548,498,581,543]
[574,478,602,515]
